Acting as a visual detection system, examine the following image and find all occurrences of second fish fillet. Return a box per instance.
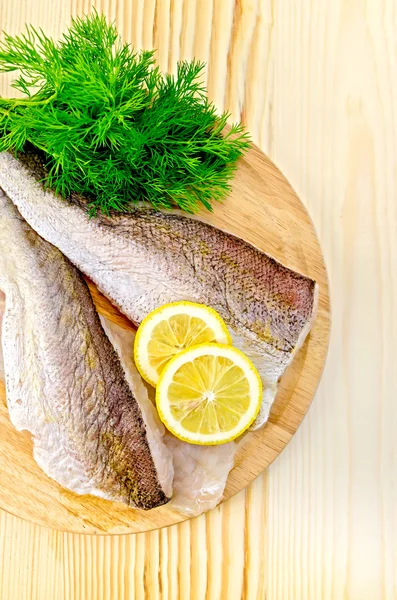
[0,189,173,509]
[0,292,235,517]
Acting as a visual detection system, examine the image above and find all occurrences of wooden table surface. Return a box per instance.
[0,1,395,598]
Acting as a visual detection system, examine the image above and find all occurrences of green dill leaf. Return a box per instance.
[0,10,251,213]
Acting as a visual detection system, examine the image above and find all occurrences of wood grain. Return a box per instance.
[0,136,330,533]
[0,0,396,598]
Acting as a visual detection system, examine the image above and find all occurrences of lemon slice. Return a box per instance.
[134,302,232,387]
[156,343,262,445]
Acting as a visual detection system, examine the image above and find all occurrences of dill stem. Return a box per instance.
[1,91,58,108]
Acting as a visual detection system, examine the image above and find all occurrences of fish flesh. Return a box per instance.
[99,317,237,516]
[165,433,236,516]
[0,151,318,427]
[0,189,173,509]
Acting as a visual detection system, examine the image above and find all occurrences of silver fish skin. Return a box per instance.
[0,151,318,427]
[0,189,173,509]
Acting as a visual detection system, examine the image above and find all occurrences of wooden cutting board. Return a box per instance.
[0,141,330,534]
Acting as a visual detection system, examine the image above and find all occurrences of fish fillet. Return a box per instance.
[0,295,234,516]
[99,317,236,516]
[0,151,318,427]
[0,190,173,509]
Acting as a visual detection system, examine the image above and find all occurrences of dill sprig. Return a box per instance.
[0,12,250,213]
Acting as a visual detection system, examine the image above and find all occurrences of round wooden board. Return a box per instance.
[0,141,330,534]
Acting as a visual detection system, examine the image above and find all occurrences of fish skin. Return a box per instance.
[0,151,318,427]
[0,189,173,509]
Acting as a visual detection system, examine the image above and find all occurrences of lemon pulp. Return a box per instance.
[156,343,262,445]
[134,302,231,387]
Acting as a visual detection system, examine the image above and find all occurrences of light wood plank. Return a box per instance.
[264,1,397,599]
[0,0,396,598]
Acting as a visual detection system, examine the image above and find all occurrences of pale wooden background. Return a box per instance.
[0,0,395,599]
